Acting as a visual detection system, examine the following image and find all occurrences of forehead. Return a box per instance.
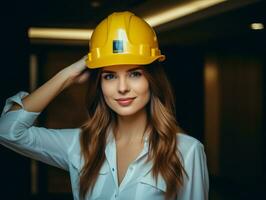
[102,64,141,72]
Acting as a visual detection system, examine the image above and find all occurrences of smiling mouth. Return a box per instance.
[115,97,136,106]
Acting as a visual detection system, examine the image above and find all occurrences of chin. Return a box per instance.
[113,108,140,117]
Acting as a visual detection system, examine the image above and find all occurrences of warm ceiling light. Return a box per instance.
[144,0,227,27]
[250,23,264,30]
[28,0,226,40]
[90,0,101,8]
[28,28,93,40]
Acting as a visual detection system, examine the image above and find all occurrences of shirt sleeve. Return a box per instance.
[0,91,80,171]
[177,142,209,200]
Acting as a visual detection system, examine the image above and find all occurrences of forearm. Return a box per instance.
[7,55,88,113]
[9,69,70,113]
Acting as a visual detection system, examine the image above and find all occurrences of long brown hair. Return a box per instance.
[79,62,186,199]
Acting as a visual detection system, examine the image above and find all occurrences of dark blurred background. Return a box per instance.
[0,0,265,199]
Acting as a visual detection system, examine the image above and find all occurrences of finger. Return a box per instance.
[71,56,87,71]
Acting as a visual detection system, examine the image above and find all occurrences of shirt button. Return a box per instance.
[112,168,115,172]
[115,194,117,198]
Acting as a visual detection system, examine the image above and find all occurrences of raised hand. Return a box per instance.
[61,55,90,88]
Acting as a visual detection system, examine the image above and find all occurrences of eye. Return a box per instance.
[129,71,142,78]
[102,73,115,80]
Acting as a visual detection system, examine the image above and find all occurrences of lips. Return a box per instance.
[115,97,136,106]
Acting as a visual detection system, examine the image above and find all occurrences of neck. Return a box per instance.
[114,108,148,143]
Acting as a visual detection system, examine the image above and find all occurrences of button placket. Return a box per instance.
[111,167,119,189]
[114,190,119,198]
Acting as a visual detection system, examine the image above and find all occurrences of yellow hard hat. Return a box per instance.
[86,11,165,69]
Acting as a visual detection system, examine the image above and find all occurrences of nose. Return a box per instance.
[118,76,130,94]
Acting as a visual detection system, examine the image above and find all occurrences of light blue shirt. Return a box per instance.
[0,91,209,200]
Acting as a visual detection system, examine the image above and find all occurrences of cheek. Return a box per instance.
[101,82,117,109]
[134,80,150,102]
[138,80,149,95]
[101,82,112,97]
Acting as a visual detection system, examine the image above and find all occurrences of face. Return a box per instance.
[101,65,150,117]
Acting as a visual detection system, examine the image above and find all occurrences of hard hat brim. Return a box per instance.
[86,54,165,69]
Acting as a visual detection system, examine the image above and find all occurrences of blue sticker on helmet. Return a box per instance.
[113,40,123,53]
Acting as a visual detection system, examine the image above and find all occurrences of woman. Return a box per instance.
[0,11,209,200]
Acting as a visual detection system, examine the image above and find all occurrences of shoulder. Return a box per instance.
[176,133,205,163]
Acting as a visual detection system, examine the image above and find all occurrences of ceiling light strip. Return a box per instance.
[144,0,227,27]
[28,28,93,40]
[28,0,226,40]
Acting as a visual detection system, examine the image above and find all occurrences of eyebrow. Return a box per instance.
[101,67,142,73]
